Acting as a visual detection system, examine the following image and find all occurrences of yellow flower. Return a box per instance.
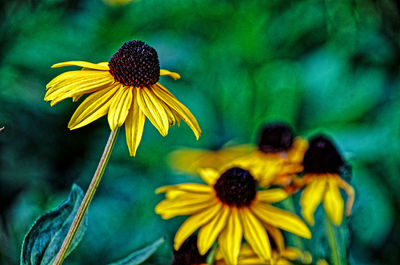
[155,167,311,265]
[45,40,201,156]
[298,135,355,226]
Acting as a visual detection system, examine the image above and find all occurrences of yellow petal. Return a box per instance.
[198,205,229,255]
[251,203,311,239]
[156,183,212,195]
[265,225,285,252]
[108,87,133,130]
[155,195,215,219]
[218,208,243,265]
[198,168,220,185]
[300,178,327,225]
[240,209,271,261]
[174,203,221,250]
[68,84,119,130]
[136,88,169,136]
[257,189,288,203]
[125,95,145,156]
[160,69,181,80]
[323,178,344,225]
[51,61,110,70]
[152,83,201,139]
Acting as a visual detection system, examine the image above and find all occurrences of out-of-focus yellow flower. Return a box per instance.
[45,40,200,156]
[297,135,355,226]
[155,167,311,265]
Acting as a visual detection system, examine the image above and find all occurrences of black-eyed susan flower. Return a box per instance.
[298,135,355,226]
[229,123,308,187]
[171,235,208,265]
[45,40,201,156]
[155,167,311,265]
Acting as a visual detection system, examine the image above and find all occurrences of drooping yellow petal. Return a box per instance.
[323,178,344,225]
[300,178,327,225]
[155,195,216,219]
[174,203,221,250]
[108,87,133,130]
[51,61,110,70]
[240,209,271,261]
[160,69,181,80]
[218,208,243,265]
[198,168,220,185]
[251,202,311,239]
[156,183,212,195]
[198,205,230,255]
[152,83,201,139]
[68,84,120,130]
[136,87,169,136]
[265,225,285,252]
[125,95,145,156]
[257,189,288,203]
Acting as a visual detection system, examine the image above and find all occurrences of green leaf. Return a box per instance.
[108,237,165,265]
[20,184,88,265]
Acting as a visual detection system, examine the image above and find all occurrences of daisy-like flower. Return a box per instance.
[298,135,355,226]
[155,167,311,265]
[45,40,201,156]
[229,123,308,187]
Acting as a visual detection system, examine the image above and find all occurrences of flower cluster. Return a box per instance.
[156,122,355,265]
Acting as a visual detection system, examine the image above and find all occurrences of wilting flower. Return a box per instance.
[45,40,201,156]
[298,135,355,226]
[171,235,208,265]
[155,167,311,265]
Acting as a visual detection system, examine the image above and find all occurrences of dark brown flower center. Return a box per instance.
[257,123,294,153]
[108,40,160,87]
[303,135,345,174]
[214,167,257,207]
[172,235,207,265]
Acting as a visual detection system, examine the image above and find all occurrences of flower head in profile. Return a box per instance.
[230,123,308,187]
[298,135,355,226]
[45,40,201,156]
[155,167,311,265]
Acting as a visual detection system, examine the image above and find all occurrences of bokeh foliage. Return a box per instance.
[1,0,400,264]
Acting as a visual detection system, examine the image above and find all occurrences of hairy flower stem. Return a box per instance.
[324,214,343,265]
[54,128,120,265]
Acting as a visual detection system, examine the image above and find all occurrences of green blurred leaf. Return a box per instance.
[20,184,88,265]
[108,237,165,265]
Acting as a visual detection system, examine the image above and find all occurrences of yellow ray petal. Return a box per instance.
[257,189,288,203]
[218,208,243,265]
[46,69,111,91]
[160,69,181,80]
[323,178,344,225]
[251,202,311,239]
[68,84,119,130]
[174,203,221,250]
[240,209,271,261]
[198,168,220,185]
[155,195,216,219]
[136,88,169,136]
[108,87,133,130]
[198,205,229,255]
[125,96,145,156]
[300,178,327,225]
[51,61,110,70]
[265,225,285,252]
[156,183,212,195]
[152,83,201,139]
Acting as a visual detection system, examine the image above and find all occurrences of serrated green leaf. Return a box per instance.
[20,184,88,265]
[108,237,165,265]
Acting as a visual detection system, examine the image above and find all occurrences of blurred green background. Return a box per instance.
[1,0,400,264]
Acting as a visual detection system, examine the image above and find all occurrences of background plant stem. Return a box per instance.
[53,128,120,265]
[324,213,344,265]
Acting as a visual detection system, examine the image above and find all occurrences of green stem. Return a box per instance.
[206,243,217,265]
[324,213,342,265]
[281,197,305,250]
[53,128,120,265]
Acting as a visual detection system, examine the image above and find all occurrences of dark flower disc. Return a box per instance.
[108,40,160,87]
[257,123,295,153]
[303,135,345,174]
[214,167,257,207]
[172,235,208,265]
